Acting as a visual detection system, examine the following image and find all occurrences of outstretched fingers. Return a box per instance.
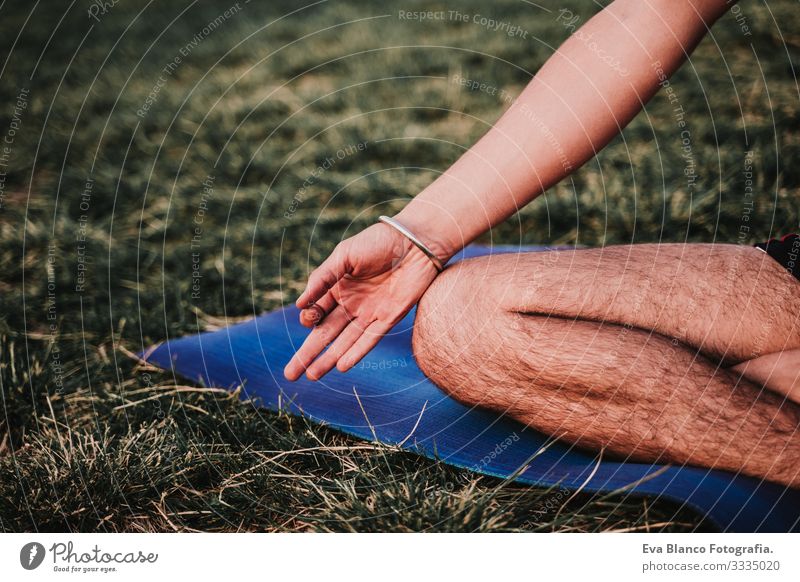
[283,305,350,381]
[336,319,396,373]
[304,319,367,380]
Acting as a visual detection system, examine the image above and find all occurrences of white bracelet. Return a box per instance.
[378,215,445,273]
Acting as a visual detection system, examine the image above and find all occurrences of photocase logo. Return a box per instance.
[20,542,46,570]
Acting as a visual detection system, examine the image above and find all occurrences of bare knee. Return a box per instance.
[412,259,475,387]
[412,258,505,400]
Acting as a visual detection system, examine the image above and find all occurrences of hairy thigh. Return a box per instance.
[434,244,800,364]
[413,252,689,408]
[412,255,798,460]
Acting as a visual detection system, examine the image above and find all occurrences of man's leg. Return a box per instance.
[731,350,800,404]
[412,244,800,487]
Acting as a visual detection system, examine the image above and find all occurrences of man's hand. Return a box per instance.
[284,223,441,381]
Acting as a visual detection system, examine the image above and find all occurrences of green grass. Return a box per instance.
[1,0,797,532]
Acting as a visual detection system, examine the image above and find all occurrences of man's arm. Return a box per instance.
[396,0,731,260]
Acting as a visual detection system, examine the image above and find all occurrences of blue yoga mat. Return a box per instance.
[143,245,800,532]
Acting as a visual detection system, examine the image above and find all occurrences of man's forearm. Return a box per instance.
[396,0,730,260]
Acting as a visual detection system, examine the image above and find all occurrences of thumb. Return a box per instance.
[296,244,349,309]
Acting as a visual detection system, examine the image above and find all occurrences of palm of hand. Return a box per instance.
[336,235,434,320]
[284,224,440,381]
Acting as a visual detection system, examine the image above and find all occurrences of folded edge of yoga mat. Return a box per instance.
[142,245,800,532]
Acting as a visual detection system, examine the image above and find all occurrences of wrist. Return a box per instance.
[378,215,445,272]
[394,203,462,264]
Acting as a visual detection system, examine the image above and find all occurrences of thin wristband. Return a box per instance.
[378,215,445,273]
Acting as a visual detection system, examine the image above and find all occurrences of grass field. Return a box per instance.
[1,0,798,532]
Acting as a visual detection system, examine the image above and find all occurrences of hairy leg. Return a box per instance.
[412,246,800,487]
[480,243,800,364]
